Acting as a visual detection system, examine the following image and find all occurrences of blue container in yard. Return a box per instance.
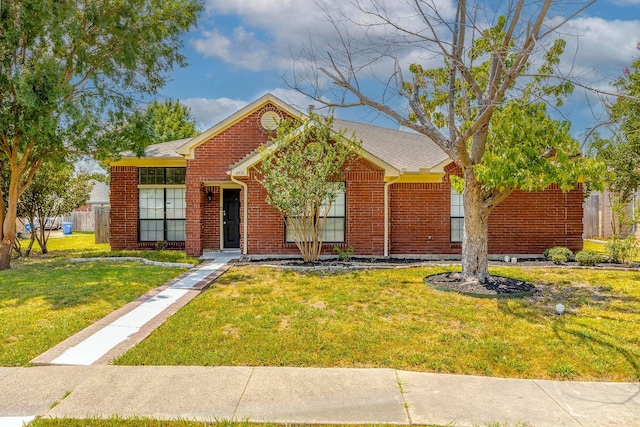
[62,222,73,235]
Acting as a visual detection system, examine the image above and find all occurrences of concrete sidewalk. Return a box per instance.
[0,365,638,426]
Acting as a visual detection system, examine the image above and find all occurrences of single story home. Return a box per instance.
[108,93,583,258]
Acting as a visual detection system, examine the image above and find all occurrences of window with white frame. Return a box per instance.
[138,168,186,242]
[285,185,346,243]
[450,186,464,243]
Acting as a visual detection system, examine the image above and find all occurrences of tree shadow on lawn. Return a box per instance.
[0,258,180,310]
[497,280,640,380]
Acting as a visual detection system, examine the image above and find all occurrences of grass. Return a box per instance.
[582,240,607,254]
[583,239,640,262]
[31,420,442,427]
[17,232,201,265]
[31,419,259,427]
[0,233,189,366]
[115,264,640,382]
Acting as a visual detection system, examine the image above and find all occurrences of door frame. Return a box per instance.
[220,186,242,249]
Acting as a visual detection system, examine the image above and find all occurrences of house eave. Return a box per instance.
[108,157,187,167]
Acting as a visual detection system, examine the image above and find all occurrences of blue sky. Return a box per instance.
[154,0,640,140]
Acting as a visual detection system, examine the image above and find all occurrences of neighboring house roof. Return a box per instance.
[88,180,110,204]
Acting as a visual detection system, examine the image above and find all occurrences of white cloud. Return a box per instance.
[181,97,248,130]
[558,17,640,76]
[191,27,270,71]
[195,0,455,74]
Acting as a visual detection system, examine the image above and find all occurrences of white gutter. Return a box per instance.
[230,174,249,255]
[384,177,400,257]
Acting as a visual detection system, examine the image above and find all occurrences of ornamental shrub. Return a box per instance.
[544,246,574,264]
[575,250,603,266]
[605,235,639,264]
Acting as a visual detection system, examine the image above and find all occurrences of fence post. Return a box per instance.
[95,207,110,244]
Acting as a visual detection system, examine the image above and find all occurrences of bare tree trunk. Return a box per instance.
[461,172,490,284]
[25,232,36,257]
[0,241,11,270]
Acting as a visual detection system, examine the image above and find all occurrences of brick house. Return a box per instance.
[108,93,584,258]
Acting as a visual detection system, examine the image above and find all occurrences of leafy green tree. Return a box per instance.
[259,112,360,262]
[145,99,199,143]
[0,0,203,269]
[592,49,640,236]
[295,1,601,283]
[18,162,93,255]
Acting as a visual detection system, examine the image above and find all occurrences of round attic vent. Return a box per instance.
[260,111,281,130]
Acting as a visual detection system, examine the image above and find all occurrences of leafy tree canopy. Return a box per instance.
[145,99,199,143]
[0,0,203,269]
[17,161,93,255]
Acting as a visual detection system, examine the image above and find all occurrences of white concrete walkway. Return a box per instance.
[34,253,238,367]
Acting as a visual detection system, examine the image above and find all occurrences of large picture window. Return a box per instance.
[450,186,464,243]
[138,168,186,242]
[285,187,346,244]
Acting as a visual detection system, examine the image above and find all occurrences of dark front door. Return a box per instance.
[223,189,241,248]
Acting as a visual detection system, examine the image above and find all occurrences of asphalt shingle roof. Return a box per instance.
[126,122,450,174]
[332,119,449,173]
[120,138,191,158]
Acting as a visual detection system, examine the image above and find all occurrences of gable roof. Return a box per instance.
[176,93,304,159]
[110,94,452,177]
[229,117,451,178]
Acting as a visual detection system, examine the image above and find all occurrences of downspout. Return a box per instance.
[230,174,249,255]
[384,177,400,257]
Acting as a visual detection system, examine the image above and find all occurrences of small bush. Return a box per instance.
[605,235,639,264]
[155,240,168,251]
[575,250,603,266]
[544,246,573,264]
[551,254,567,265]
[334,245,354,261]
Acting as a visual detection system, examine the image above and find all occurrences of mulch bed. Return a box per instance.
[424,272,536,298]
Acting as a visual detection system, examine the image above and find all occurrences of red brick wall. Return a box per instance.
[390,173,584,256]
[184,105,290,256]
[488,185,584,254]
[390,182,456,254]
[242,157,386,256]
[202,187,220,251]
[344,158,385,255]
[110,166,138,250]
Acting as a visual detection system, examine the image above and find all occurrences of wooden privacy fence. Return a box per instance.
[62,207,110,244]
[95,207,110,244]
[583,192,600,239]
[62,211,95,232]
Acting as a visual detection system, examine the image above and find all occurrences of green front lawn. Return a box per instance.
[0,234,188,366]
[32,419,264,427]
[32,419,440,427]
[115,264,640,382]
